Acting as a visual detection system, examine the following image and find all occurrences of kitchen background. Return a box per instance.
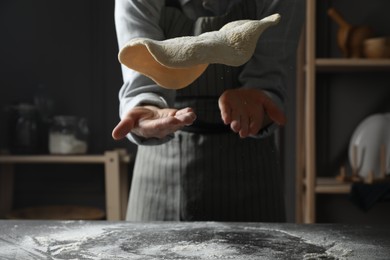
[0,0,389,223]
[0,0,130,216]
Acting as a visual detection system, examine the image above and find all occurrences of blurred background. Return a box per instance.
[0,0,389,224]
[0,0,131,220]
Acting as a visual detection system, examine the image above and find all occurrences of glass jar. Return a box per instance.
[9,104,40,154]
[49,116,89,154]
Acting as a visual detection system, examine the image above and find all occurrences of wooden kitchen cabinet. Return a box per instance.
[0,149,131,221]
[296,0,390,223]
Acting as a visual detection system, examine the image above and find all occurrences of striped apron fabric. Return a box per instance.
[126,0,285,222]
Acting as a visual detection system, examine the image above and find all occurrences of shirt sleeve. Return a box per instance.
[115,0,176,145]
[240,0,305,138]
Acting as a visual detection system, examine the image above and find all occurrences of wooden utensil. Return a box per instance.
[328,8,374,58]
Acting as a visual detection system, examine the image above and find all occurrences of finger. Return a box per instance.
[259,94,287,126]
[175,107,194,115]
[218,98,232,124]
[175,112,197,125]
[112,108,149,140]
[239,114,250,138]
[112,117,135,140]
[230,109,241,133]
[175,107,197,125]
[248,116,262,136]
[148,117,180,138]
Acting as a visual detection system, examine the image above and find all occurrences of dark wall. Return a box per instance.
[0,0,136,212]
[0,0,134,154]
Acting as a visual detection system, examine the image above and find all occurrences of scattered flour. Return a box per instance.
[1,222,380,260]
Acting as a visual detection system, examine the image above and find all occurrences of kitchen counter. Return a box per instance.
[0,220,389,259]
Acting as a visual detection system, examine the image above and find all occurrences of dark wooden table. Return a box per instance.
[0,220,389,259]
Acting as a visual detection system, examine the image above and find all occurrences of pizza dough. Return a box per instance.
[118,13,281,89]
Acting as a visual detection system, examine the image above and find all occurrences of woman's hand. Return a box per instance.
[112,105,196,140]
[218,88,286,138]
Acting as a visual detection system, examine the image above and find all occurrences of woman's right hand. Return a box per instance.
[112,105,196,140]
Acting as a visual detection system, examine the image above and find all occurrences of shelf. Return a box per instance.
[304,177,352,194]
[297,0,390,224]
[315,177,351,194]
[0,150,131,220]
[315,58,390,72]
[0,154,131,164]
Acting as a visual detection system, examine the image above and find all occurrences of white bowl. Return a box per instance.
[349,113,390,178]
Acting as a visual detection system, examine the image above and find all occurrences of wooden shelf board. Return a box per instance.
[0,150,131,221]
[315,177,351,194]
[0,150,131,164]
[303,177,352,194]
[0,155,107,164]
[315,58,390,72]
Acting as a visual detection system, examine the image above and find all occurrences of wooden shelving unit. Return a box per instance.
[315,58,390,72]
[0,150,132,220]
[314,177,351,194]
[296,0,390,223]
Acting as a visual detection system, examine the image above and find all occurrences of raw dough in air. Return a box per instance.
[118,13,281,89]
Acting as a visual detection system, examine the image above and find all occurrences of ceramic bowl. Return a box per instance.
[349,113,390,178]
[363,36,390,59]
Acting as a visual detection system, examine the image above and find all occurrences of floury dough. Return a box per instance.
[118,14,281,89]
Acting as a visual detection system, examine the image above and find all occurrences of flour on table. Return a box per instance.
[0,222,356,260]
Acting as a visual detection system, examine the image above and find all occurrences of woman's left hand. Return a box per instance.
[218,88,286,138]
